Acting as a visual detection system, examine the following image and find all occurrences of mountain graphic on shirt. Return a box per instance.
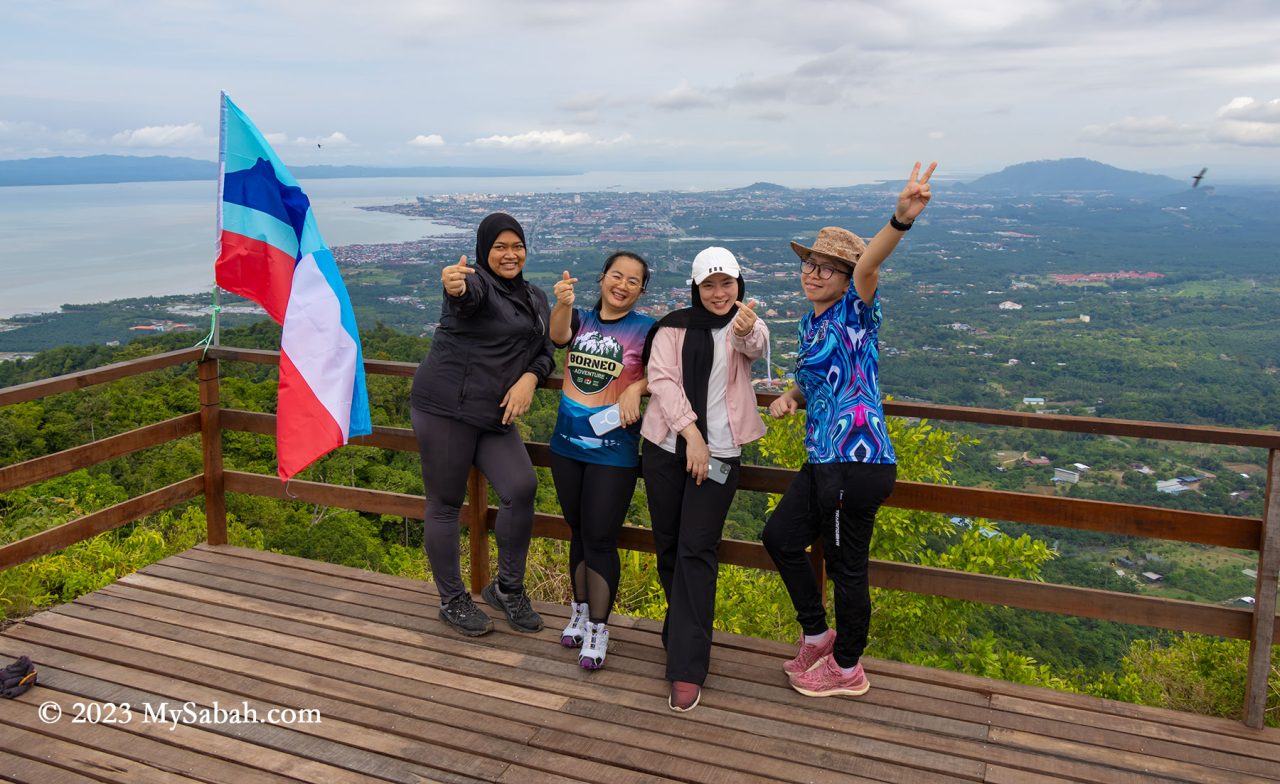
[567,330,624,395]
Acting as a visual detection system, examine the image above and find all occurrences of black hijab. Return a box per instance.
[474,212,527,294]
[643,275,745,454]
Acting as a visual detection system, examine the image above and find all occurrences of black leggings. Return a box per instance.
[411,409,537,604]
[549,452,638,623]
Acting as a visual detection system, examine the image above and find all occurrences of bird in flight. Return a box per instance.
[1191,167,1207,188]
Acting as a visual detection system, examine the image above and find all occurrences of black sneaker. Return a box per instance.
[482,580,544,633]
[439,593,493,637]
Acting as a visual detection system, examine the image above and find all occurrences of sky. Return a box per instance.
[3,0,1280,183]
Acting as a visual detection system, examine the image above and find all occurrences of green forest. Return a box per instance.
[2,322,1275,726]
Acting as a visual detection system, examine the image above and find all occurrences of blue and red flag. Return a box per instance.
[216,93,371,480]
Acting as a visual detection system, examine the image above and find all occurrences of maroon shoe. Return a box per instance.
[668,680,701,712]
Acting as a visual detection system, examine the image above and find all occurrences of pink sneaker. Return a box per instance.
[789,655,870,698]
[782,629,835,676]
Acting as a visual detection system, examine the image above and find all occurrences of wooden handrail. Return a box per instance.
[1,344,1276,726]
[0,347,203,407]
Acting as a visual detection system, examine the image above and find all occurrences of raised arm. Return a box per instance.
[854,161,936,306]
[550,270,578,346]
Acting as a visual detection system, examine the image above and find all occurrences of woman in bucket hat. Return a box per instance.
[763,161,936,698]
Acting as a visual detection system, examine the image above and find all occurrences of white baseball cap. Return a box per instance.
[690,246,741,285]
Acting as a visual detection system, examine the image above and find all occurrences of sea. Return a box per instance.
[0,169,896,319]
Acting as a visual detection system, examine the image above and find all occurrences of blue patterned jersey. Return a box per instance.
[794,289,895,464]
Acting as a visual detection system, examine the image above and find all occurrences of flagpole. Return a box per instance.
[214,90,228,347]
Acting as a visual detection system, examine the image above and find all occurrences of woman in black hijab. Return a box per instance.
[410,212,556,637]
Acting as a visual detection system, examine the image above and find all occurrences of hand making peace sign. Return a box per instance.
[895,161,937,225]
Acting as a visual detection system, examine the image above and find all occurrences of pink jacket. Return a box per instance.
[641,319,768,448]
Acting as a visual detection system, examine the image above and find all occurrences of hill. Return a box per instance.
[0,155,579,187]
[965,158,1183,195]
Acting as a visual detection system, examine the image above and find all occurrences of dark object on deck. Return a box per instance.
[0,655,36,698]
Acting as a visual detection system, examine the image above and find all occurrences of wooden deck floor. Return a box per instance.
[1,545,1277,784]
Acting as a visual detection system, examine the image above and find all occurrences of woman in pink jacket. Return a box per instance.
[640,246,768,712]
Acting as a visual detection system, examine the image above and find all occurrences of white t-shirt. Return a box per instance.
[659,325,742,459]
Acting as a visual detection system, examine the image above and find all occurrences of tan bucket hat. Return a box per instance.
[790,227,866,270]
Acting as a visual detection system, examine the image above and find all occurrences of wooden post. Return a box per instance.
[1245,448,1279,728]
[467,468,490,595]
[198,357,227,546]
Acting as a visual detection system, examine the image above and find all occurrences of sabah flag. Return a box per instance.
[216,93,371,480]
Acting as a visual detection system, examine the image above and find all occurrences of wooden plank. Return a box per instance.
[884,482,1261,551]
[223,470,426,519]
[989,725,1265,783]
[0,626,522,784]
[0,692,297,784]
[988,694,1280,769]
[0,475,204,570]
[198,358,226,546]
[64,550,1280,784]
[0,638,444,784]
[883,401,1280,450]
[0,721,203,784]
[205,346,417,380]
[83,576,982,783]
[872,559,1258,639]
[0,413,200,493]
[220,409,417,452]
[0,347,203,407]
[0,751,106,784]
[11,613,671,784]
[1246,448,1280,728]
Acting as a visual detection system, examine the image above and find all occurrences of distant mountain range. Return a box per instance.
[963,157,1185,195]
[1,154,1199,195]
[0,155,578,187]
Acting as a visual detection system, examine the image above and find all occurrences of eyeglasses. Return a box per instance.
[801,260,850,280]
[604,270,644,290]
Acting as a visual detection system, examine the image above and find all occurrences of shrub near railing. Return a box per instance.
[0,346,1276,727]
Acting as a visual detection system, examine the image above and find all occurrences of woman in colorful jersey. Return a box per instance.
[763,161,936,698]
[549,251,655,670]
[640,246,769,712]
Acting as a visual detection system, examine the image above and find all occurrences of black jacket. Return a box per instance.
[410,271,556,431]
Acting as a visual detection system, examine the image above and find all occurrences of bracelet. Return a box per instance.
[889,214,913,232]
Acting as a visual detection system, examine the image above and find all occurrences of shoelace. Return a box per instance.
[509,591,534,617]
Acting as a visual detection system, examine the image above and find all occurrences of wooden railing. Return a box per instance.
[0,346,1276,728]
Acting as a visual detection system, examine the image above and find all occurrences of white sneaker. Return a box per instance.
[560,602,588,648]
[579,622,609,670]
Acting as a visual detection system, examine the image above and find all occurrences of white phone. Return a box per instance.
[588,404,623,436]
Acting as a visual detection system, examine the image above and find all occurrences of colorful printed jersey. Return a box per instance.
[551,307,656,467]
[794,289,896,464]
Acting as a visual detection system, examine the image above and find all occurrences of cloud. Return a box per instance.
[653,81,715,111]
[928,131,946,140]
[264,131,352,148]
[110,123,205,147]
[1079,116,1201,146]
[1210,96,1280,146]
[1216,97,1280,123]
[409,134,445,147]
[468,129,630,149]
